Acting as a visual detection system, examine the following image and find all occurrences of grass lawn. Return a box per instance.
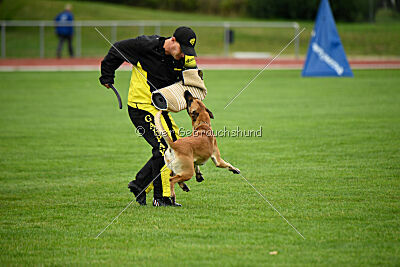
[1,0,400,57]
[0,69,399,265]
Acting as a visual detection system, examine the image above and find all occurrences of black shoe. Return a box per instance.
[128,181,146,206]
[153,197,182,207]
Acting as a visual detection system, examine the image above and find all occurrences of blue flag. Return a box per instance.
[302,0,353,77]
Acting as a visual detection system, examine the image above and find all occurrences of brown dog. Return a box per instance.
[155,91,240,205]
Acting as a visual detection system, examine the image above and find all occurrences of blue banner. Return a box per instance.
[302,0,353,77]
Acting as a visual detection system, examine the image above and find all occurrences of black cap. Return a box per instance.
[173,26,197,57]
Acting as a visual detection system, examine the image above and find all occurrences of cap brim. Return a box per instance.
[181,45,197,57]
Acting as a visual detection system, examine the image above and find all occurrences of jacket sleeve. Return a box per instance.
[183,55,197,69]
[99,38,141,85]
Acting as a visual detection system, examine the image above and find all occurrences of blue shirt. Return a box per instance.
[55,11,74,36]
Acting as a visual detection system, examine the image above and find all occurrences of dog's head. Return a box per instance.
[184,90,214,127]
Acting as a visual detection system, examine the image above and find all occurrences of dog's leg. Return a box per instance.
[211,143,240,174]
[169,175,178,205]
[170,173,193,204]
[195,165,204,182]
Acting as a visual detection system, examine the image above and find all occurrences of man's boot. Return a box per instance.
[128,181,146,206]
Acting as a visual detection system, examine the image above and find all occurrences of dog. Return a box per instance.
[155,90,240,205]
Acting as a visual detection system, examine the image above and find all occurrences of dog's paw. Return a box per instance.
[230,167,240,174]
[196,173,204,182]
[180,183,190,192]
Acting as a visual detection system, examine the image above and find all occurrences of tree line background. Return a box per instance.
[83,0,400,22]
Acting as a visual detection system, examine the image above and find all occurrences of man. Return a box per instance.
[54,4,74,58]
[99,26,198,206]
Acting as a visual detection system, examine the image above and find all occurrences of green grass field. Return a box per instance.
[1,0,400,57]
[1,69,399,265]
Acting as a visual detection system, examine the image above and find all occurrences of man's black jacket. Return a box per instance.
[99,35,185,93]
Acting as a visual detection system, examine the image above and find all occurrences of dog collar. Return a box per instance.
[195,121,210,129]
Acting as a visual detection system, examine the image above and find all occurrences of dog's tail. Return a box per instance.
[155,111,175,148]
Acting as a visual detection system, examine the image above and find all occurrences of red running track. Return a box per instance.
[1,57,400,71]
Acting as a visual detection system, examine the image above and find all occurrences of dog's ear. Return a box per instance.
[184,90,194,102]
[206,108,214,119]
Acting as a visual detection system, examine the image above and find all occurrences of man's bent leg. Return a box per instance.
[128,106,170,205]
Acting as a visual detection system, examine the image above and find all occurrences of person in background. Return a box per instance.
[55,4,74,58]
